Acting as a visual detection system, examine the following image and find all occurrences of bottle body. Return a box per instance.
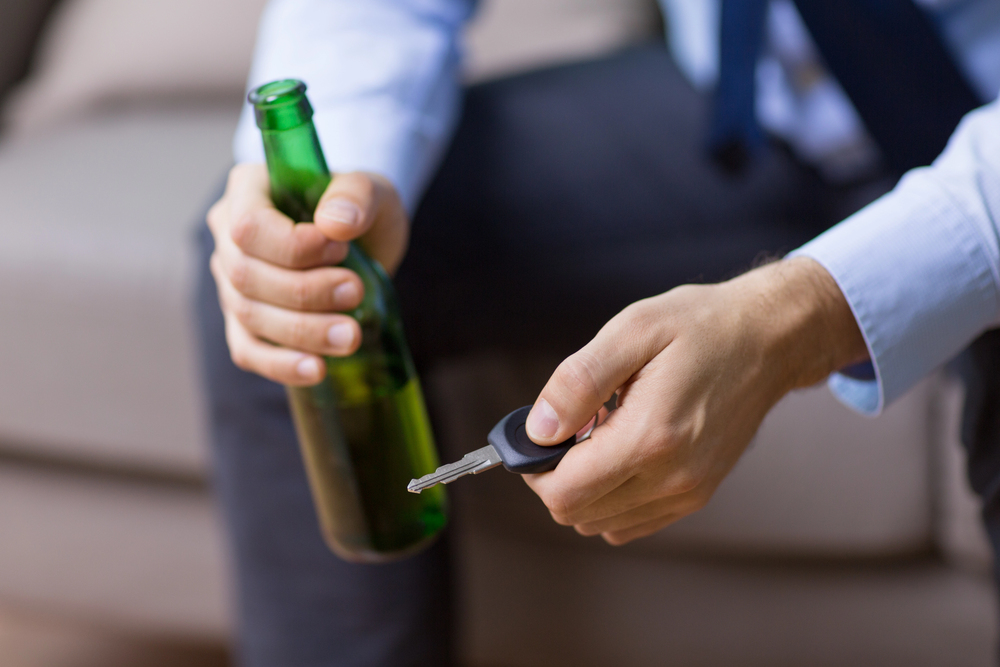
[250,80,446,562]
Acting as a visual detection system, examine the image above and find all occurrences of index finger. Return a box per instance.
[227,164,347,269]
[525,299,671,445]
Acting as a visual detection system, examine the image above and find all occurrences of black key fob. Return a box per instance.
[487,406,577,474]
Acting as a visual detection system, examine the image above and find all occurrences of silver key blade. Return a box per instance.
[407,444,503,493]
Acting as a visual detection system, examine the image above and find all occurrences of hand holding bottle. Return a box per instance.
[206,164,411,386]
[210,80,446,561]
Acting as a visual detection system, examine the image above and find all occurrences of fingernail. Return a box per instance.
[527,398,559,440]
[297,357,321,378]
[327,322,355,349]
[317,198,361,226]
[333,281,359,306]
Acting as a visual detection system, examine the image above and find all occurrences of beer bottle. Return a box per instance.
[248,79,447,562]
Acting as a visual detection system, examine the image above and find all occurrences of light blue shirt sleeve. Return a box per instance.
[232,0,475,213]
[791,98,1000,415]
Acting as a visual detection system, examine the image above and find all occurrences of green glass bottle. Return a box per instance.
[248,79,447,562]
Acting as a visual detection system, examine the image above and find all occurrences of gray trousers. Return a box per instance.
[194,44,882,666]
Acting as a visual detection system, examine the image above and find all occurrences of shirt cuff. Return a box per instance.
[790,170,999,415]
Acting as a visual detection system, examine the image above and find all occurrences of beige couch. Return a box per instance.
[0,0,996,664]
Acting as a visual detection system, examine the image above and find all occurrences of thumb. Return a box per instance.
[313,172,378,242]
[526,303,667,444]
[314,172,409,274]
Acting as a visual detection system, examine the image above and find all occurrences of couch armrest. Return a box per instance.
[0,0,62,109]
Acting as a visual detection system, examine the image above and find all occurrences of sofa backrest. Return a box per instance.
[3,0,662,136]
[3,0,270,135]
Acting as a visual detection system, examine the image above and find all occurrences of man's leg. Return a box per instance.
[194,224,453,667]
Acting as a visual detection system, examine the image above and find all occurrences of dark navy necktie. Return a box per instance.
[710,0,982,174]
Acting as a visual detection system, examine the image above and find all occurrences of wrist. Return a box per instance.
[731,257,869,396]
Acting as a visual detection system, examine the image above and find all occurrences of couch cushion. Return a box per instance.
[0,108,236,475]
[0,461,228,637]
[458,525,997,667]
[933,372,992,572]
[655,379,934,555]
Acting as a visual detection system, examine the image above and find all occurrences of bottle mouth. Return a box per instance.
[249,79,312,131]
[248,79,307,106]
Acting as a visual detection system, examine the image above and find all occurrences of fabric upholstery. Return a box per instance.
[0,461,229,636]
[4,0,662,135]
[0,109,236,474]
[2,0,268,134]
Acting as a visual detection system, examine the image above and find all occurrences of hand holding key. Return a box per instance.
[514,260,867,546]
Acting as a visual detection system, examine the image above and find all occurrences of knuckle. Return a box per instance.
[368,172,401,208]
[541,487,576,525]
[664,469,701,496]
[685,489,713,514]
[555,355,601,404]
[287,232,315,267]
[266,361,297,384]
[230,212,258,248]
[229,163,262,190]
[548,508,574,527]
[630,525,660,541]
[620,299,650,322]
[688,495,710,514]
[621,298,657,326]
[262,356,287,383]
[227,164,247,189]
[289,276,311,310]
[206,202,223,231]
[639,421,683,459]
[322,242,348,265]
[231,294,255,324]
[230,346,251,371]
[339,171,376,201]
[603,532,630,547]
[209,252,222,279]
[286,315,311,348]
[227,257,252,293]
[617,300,659,341]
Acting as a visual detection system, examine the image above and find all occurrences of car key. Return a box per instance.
[407,405,591,493]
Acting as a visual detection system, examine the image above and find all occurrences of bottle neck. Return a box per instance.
[260,121,332,222]
[250,79,331,222]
